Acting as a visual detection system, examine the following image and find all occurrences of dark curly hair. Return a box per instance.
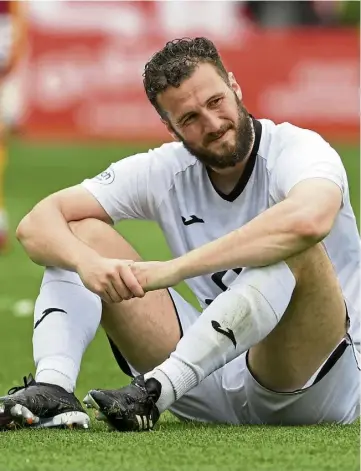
[143,37,229,118]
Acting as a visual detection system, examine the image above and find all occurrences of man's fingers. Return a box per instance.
[104,284,122,304]
[110,274,134,301]
[119,267,145,298]
[82,281,115,304]
[79,258,146,303]
[101,290,115,304]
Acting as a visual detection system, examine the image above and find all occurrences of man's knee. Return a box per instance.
[69,218,141,261]
[285,243,332,283]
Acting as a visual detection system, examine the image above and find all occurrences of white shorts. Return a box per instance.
[112,288,360,425]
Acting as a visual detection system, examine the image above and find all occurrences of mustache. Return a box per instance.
[203,123,233,145]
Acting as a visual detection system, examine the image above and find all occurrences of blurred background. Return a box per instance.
[0,1,359,391]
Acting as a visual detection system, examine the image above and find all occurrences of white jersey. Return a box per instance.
[82,118,360,343]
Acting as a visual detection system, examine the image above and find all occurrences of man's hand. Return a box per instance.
[76,256,145,304]
[131,260,182,292]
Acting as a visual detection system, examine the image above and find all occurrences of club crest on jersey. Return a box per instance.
[94,168,115,185]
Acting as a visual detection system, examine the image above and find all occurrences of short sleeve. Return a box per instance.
[269,133,347,204]
[81,151,157,223]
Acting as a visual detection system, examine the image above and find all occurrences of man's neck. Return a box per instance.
[208,157,251,195]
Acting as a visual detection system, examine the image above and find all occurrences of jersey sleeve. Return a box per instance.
[269,132,347,204]
[81,151,161,223]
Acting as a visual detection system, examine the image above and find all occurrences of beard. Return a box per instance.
[175,94,254,169]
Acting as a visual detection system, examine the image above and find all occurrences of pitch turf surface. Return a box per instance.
[0,138,359,471]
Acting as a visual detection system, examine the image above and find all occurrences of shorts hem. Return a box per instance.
[245,337,351,397]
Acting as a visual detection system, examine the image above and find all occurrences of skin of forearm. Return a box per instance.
[175,199,326,280]
[16,201,100,270]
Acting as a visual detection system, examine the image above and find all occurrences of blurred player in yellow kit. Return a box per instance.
[0,0,26,251]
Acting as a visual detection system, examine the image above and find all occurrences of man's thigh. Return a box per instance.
[230,335,360,425]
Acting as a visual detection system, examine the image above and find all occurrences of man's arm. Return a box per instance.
[170,178,342,282]
[17,149,169,302]
[16,185,112,270]
[17,150,158,269]
[16,184,145,303]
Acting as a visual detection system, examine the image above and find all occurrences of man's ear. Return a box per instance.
[228,72,243,101]
[162,118,180,141]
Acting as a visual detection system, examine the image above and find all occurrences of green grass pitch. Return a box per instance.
[0,138,359,471]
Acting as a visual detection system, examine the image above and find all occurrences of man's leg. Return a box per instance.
[33,270,102,392]
[247,243,347,392]
[0,218,182,429]
[72,220,242,426]
[69,219,182,373]
[235,243,359,425]
[34,219,182,391]
[120,243,355,425]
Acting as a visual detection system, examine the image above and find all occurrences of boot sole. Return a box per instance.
[1,403,90,429]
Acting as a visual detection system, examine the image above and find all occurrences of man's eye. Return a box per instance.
[209,98,222,107]
[183,115,196,126]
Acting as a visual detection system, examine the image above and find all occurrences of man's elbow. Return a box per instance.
[16,213,33,244]
[294,215,333,243]
[16,212,44,265]
[16,196,54,243]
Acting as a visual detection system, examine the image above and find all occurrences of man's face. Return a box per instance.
[157,63,254,170]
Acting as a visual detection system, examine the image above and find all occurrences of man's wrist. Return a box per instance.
[71,246,101,273]
[170,256,190,283]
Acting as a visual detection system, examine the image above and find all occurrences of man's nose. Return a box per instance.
[202,111,223,134]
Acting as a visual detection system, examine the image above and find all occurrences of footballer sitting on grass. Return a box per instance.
[0,37,359,431]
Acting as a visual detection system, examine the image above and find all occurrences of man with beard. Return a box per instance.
[1,37,359,430]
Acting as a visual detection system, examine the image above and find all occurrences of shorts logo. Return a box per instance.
[94,168,115,185]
